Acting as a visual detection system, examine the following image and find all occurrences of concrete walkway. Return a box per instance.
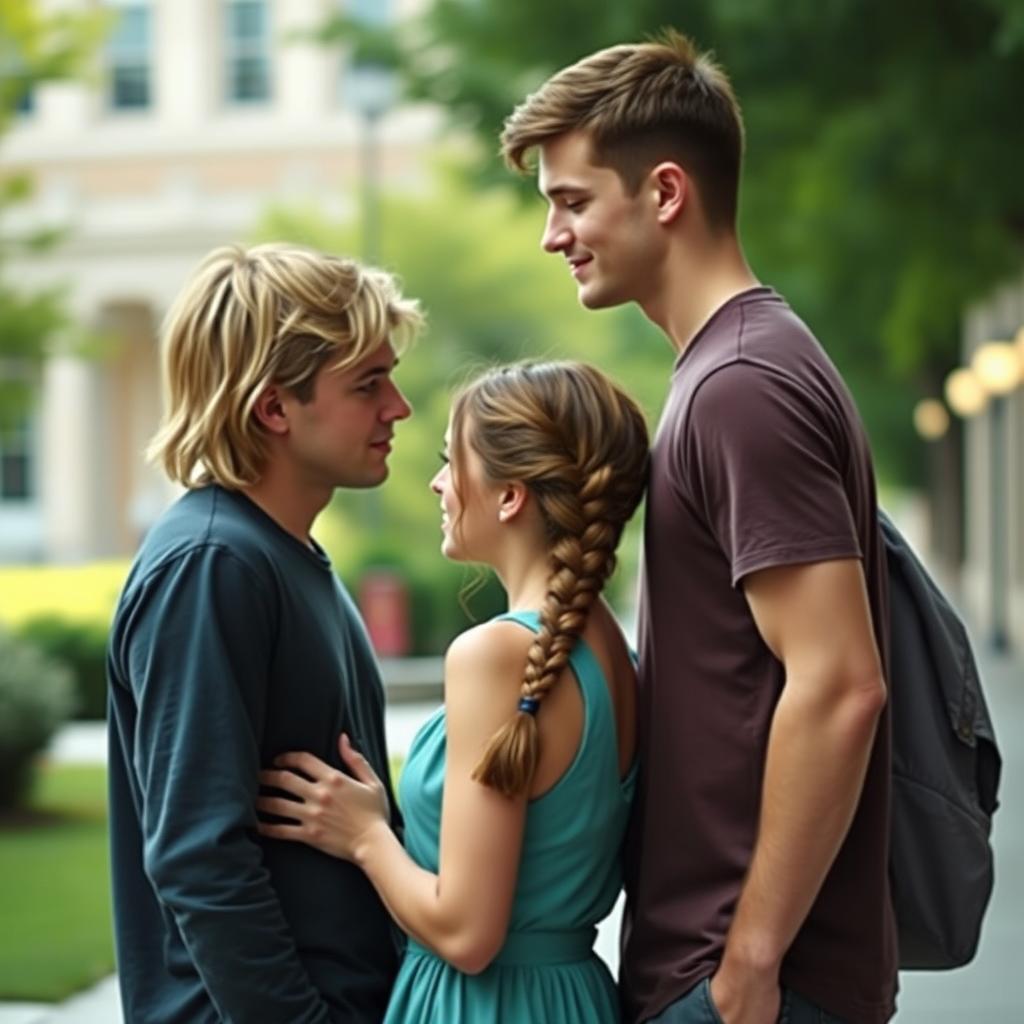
[5,652,1023,1022]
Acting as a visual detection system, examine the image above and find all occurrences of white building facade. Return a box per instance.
[1,0,438,562]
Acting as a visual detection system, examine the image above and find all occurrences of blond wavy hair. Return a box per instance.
[501,29,744,229]
[451,361,649,798]
[147,242,422,489]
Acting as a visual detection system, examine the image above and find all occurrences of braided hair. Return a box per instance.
[450,361,649,798]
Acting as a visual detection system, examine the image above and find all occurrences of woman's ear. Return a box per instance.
[497,481,529,523]
[252,385,290,435]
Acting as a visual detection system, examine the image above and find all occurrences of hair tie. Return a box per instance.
[517,696,541,716]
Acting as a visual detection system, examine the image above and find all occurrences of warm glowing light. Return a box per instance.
[913,399,950,440]
[944,368,988,418]
[971,341,1020,396]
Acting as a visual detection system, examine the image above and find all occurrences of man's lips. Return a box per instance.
[567,255,593,278]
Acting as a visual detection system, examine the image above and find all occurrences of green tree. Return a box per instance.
[0,0,107,426]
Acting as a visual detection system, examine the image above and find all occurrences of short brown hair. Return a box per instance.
[148,242,422,489]
[501,30,744,229]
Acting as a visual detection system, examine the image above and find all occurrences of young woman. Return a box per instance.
[256,361,649,1022]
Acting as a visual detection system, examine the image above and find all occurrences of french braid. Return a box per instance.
[453,362,649,798]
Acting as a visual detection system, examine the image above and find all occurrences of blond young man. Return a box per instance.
[502,32,896,1024]
[107,243,421,1023]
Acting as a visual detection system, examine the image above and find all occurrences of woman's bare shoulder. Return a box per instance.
[443,618,533,709]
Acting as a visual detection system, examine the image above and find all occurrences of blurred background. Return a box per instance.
[0,0,1021,1020]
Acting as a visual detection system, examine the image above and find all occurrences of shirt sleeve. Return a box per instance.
[119,545,332,1024]
[683,361,862,587]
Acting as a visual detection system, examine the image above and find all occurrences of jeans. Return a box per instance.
[647,977,848,1024]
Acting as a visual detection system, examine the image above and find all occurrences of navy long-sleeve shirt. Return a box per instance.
[107,486,402,1023]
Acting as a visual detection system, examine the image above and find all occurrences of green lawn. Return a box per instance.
[0,763,114,1001]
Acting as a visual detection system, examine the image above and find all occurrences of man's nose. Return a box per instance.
[541,213,571,253]
[383,383,412,422]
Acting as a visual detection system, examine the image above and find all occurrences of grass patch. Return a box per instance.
[0,763,113,1001]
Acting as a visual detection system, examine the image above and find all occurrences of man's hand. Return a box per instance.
[256,732,390,862]
[709,960,780,1024]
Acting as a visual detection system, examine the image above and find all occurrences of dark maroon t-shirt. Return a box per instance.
[620,288,897,1024]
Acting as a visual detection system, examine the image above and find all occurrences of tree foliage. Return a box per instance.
[0,0,108,425]
[321,0,1024,483]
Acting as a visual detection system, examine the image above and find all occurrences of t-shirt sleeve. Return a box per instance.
[683,361,862,587]
[116,545,332,1024]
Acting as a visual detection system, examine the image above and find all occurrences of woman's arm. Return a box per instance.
[257,621,530,974]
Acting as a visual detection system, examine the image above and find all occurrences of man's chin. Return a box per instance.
[342,466,390,489]
[577,282,620,311]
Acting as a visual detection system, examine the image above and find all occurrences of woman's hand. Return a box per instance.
[256,732,389,861]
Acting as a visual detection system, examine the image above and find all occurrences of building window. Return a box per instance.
[0,418,34,502]
[224,0,270,104]
[108,2,152,110]
[15,87,33,115]
[346,0,391,26]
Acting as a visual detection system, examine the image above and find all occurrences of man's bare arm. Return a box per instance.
[710,558,887,1024]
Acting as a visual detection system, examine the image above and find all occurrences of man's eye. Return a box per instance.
[357,380,380,394]
[438,451,449,465]
[565,199,586,211]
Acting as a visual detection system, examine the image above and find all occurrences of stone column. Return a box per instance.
[39,355,110,561]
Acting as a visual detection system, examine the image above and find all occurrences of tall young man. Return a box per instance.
[502,32,896,1024]
[107,243,422,1023]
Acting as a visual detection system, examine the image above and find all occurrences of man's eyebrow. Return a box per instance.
[539,182,588,200]
[353,358,399,382]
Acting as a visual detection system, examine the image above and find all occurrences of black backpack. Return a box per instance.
[880,509,1002,969]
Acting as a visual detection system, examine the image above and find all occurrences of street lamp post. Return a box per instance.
[970,340,1022,652]
[347,63,396,267]
[913,397,956,572]
[346,58,397,533]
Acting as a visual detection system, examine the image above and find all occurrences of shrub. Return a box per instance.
[0,561,128,629]
[0,629,76,810]
[17,616,109,720]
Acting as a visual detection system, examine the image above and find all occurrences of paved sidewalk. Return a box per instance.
[0,977,121,1024]
[5,653,1022,1022]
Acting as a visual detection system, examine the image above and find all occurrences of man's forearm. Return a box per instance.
[147,827,332,1023]
[722,670,886,972]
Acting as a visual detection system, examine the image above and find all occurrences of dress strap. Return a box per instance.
[492,611,620,781]
[494,609,542,631]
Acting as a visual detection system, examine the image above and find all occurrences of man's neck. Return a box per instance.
[241,469,329,547]
[643,236,759,356]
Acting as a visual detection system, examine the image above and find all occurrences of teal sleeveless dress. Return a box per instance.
[384,611,636,1024]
